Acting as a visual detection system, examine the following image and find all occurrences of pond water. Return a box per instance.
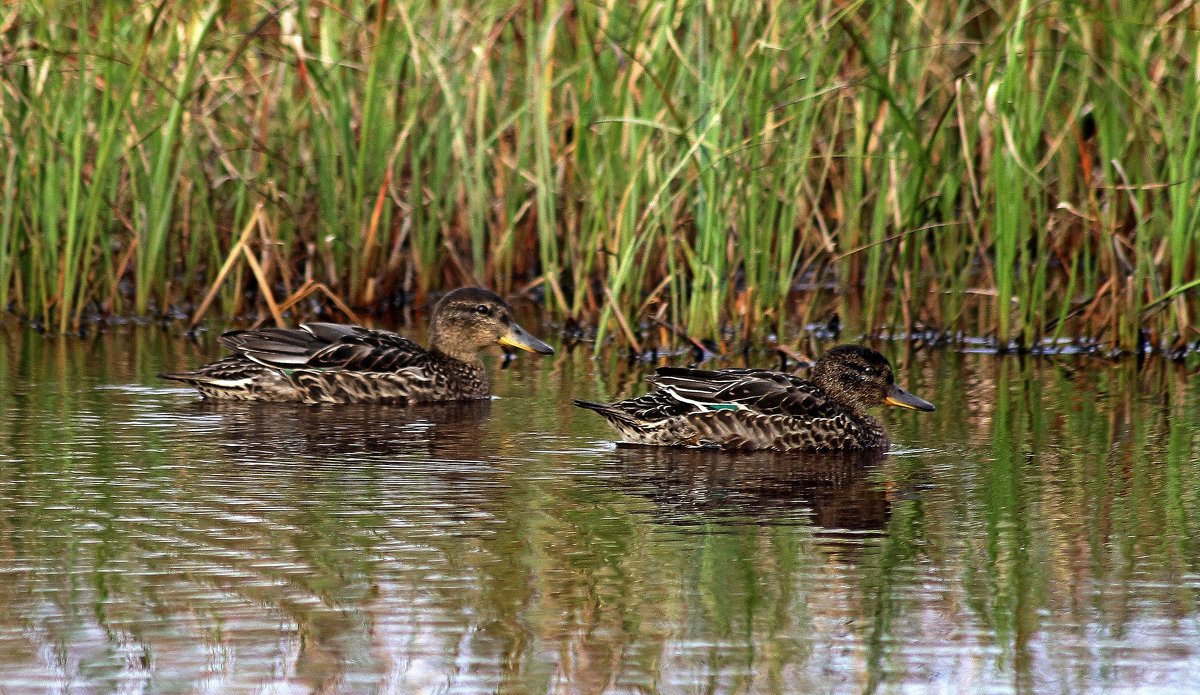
[0,327,1198,693]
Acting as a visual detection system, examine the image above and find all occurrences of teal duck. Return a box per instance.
[575,345,934,451]
[162,288,554,404]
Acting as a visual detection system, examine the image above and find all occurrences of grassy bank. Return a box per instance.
[1,0,1198,353]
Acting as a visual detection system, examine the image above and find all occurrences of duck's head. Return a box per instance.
[429,287,555,363]
[810,345,935,414]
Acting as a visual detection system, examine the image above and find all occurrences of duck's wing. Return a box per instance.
[648,367,840,419]
[218,322,429,372]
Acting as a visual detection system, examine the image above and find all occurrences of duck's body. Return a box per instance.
[162,288,553,404]
[576,367,891,450]
[576,345,934,452]
[165,324,491,404]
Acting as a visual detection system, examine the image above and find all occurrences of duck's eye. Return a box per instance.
[475,304,491,316]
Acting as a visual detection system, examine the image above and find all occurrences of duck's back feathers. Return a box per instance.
[649,367,840,419]
[219,323,428,372]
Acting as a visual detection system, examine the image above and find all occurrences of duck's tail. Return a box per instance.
[158,357,270,395]
[158,370,204,386]
[573,399,639,427]
[573,399,611,414]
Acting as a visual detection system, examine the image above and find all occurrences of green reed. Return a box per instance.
[1,0,1198,352]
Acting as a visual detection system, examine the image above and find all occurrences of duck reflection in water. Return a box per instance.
[181,398,495,462]
[602,445,898,538]
[165,399,509,692]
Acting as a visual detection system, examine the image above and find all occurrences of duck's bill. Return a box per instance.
[885,384,935,412]
[498,323,555,354]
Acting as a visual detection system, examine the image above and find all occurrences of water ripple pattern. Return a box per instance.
[0,330,1196,693]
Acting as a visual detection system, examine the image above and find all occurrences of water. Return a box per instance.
[0,328,1198,693]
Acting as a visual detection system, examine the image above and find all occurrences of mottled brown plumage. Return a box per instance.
[161,288,553,404]
[575,345,934,451]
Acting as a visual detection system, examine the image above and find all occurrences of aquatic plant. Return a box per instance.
[1,0,1197,354]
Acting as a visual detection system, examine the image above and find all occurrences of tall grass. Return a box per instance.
[1,0,1198,353]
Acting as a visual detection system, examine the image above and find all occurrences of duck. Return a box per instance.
[161,287,554,404]
[574,345,934,451]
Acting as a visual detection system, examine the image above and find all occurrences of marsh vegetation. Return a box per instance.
[1,1,1198,354]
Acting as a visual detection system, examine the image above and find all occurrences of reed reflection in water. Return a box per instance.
[0,328,1196,692]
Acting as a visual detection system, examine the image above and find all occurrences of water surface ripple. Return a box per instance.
[0,330,1197,693]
